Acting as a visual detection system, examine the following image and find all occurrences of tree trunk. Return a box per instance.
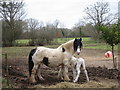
[111,45,117,69]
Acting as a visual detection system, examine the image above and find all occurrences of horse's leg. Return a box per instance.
[63,65,70,81]
[37,64,44,81]
[82,61,89,82]
[58,67,62,78]
[58,66,64,80]
[73,63,81,83]
[29,64,39,83]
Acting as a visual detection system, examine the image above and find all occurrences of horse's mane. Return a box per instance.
[58,39,75,51]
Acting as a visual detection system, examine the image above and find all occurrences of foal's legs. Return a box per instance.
[82,61,89,82]
[72,64,76,81]
[73,63,81,83]
[29,64,39,83]
[84,69,89,82]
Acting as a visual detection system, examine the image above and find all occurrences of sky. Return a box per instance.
[24,0,119,29]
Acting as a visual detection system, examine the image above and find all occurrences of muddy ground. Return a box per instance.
[2,48,120,88]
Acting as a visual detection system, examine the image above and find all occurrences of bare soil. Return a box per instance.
[2,48,120,88]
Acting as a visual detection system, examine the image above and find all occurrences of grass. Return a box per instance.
[14,37,118,50]
[15,39,30,44]
[15,37,93,45]
[53,38,74,44]
[84,43,118,50]
[2,37,118,60]
[53,37,118,50]
[53,37,94,44]
[2,46,34,59]
[1,77,12,88]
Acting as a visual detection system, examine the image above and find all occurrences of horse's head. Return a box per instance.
[58,38,83,55]
[73,38,83,55]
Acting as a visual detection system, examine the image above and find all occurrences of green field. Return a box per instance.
[2,37,118,60]
[15,37,118,50]
[15,37,92,45]
[16,39,30,44]
[53,37,118,50]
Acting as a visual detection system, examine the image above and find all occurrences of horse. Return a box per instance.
[28,38,83,83]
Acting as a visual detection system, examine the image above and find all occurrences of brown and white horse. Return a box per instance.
[28,38,83,83]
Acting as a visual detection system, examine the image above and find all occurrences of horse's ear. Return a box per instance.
[75,38,77,41]
[80,38,82,41]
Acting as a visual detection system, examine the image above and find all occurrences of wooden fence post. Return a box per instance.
[4,53,10,87]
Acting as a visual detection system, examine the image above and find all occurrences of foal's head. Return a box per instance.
[73,38,83,55]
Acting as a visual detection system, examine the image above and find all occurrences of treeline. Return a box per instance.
[2,18,118,46]
[1,0,118,46]
[2,18,91,46]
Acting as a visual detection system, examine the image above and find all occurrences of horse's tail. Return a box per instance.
[28,48,37,76]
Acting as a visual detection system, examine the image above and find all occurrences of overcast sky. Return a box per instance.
[24,0,119,29]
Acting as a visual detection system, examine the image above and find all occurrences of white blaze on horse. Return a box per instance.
[28,38,83,83]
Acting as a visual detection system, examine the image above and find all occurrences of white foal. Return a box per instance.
[71,57,89,83]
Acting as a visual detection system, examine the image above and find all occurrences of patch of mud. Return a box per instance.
[2,49,119,88]
[87,67,119,79]
[2,63,119,88]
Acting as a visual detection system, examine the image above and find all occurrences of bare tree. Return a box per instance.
[0,0,26,46]
[26,18,39,31]
[53,19,60,28]
[53,19,66,37]
[25,18,40,45]
[0,0,25,24]
[84,1,117,40]
[74,20,86,37]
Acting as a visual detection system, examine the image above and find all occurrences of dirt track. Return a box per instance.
[2,48,120,88]
[80,49,118,69]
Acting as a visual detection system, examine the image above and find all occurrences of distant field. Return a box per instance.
[53,37,93,44]
[15,37,92,45]
[15,39,30,46]
[15,37,118,50]
[84,43,118,50]
[2,37,118,60]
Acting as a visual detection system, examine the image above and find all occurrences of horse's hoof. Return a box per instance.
[37,75,44,81]
[58,76,64,80]
[87,80,89,82]
[30,82,37,85]
[39,77,45,81]
[73,80,77,83]
[29,79,37,84]
[64,78,70,82]
[60,79,64,82]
